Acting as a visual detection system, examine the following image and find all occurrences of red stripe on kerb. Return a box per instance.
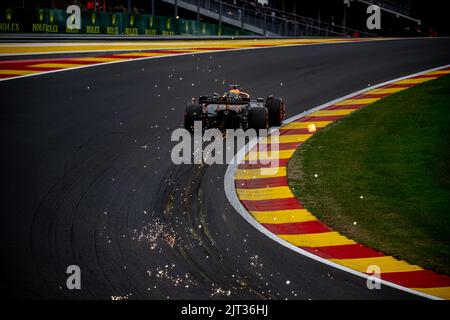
[235,176,288,189]
[324,104,365,110]
[17,67,58,72]
[238,158,290,168]
[409,74,439,79]
[358,93,391,99]
[263,220,331,235]
[380,270,450,289]
[240,198,303,211]
[257,142,303,150]
[37,59,95,65]
[384,84,414,89]
[106,54,146,59]
[110,53,189,59]
[0,60,90,71]
[0,57,94,65]
[297,115,345,122]
[279,128,313,135]
[301,244,385,259]
[106,50,193,58]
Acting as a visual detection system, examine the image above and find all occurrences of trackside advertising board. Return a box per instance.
[0,7,253,36]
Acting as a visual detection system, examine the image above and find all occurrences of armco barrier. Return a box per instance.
[0,7,253,36]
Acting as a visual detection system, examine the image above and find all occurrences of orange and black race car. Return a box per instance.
[184,85,286,133]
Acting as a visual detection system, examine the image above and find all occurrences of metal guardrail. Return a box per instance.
[356,0,420,23]
[163,0,377,37]
[360,0,411,17]
[233,0,377,37]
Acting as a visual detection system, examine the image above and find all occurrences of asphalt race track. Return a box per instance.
[1,38,450,299]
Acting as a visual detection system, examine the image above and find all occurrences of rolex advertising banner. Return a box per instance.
[0,7,252,36]
[32,9,65,33]
[0,7,26,32]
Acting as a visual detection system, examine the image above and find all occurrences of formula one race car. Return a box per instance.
[184,85,286,133]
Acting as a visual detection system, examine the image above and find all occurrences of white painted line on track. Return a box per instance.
[0,38,384,56]
[224,64,450,300]
[0,37,411,82]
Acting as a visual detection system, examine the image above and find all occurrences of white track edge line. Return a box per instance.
[0,37,409,82]
[0,37,395,56]
[224,64,450,301]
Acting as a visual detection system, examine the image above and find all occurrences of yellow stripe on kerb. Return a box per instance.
[335,98,380,106]
[281,121,332,130]
[0,38,378,55]
[0,69,38,75]
[29,63,84,68]
[235,167,286,180]
[413,287,450,300]
[114,52,172,57]
[329,256,423,273]
[425,70,450,76]
[395,77,436,85]
[259,135,312,144]
[244,149,296,160]
[251,209,317,224]
[309,109,355,117]
[279,232,356,247]
[236,186,294,201]
[73,57,125,62]
[366,87,407,94]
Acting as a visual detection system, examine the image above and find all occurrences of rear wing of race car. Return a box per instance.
[199,95,251,105]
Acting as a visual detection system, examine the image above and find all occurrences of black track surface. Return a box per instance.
[1,38,449,299]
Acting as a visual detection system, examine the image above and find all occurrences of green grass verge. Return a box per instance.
[288,75,450,275]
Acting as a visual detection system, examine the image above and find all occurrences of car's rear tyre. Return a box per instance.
[248,107,268,131]
[184,104,204,133]
[266,96,285,127]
